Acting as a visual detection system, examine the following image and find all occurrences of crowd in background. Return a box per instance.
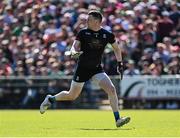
[0,0,179,77]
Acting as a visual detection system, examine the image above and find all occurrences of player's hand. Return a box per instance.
[65,50,83,59]
[71,51,83,58]
[117,61,124,80]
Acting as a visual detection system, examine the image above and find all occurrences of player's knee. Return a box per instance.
[69,94,79,100]
[68,91,79,100]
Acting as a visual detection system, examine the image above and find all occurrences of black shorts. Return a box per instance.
[73,64,104,82]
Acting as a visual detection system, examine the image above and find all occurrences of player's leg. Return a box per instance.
[93,73,119,112]
[92,72,130,127]
[53,80,84,101]
[40,80,84,114]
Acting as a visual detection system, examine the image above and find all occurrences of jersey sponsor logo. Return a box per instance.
[94,33,99,37]
[90,38,103,49]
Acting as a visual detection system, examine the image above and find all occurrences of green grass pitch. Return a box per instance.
[0,110,180,137]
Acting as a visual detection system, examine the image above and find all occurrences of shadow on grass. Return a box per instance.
[79,128,135,131]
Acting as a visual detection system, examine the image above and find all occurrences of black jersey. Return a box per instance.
[75,28,115,69]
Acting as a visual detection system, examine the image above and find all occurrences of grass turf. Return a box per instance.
[0,110,180,137]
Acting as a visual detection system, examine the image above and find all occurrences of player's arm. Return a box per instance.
[70,40,80,52]
[111,41,124,80]
[111,41,122,62]
[65,40,83,58]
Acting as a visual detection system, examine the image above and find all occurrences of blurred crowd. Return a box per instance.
[0,0,180,77]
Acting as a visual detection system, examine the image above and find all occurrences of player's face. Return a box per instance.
[87,15,100,28]
[87,15,94,28]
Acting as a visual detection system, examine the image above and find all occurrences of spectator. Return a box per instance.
[169,1,180,29]
[156,11,174,42]
[0,0,179,77]
[124,60,140,76]
[153,43,170,64]
[140,61,151,75]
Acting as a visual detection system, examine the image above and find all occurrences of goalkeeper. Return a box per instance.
[40,10,130,127]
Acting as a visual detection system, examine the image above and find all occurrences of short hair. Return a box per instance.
[88,10,103,22]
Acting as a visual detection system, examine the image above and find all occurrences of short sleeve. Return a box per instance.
[75,30,83,41]
[108,33,116,44]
